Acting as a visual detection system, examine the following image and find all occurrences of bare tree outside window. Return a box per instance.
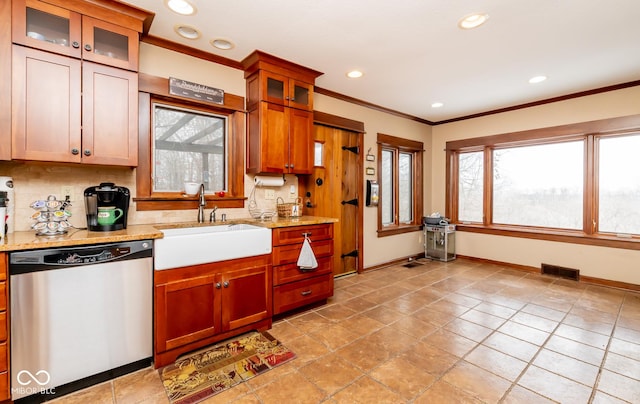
[381,149,394,225]
[152,104,227,193]
[458,151,483,222]
[493,142,583,229]
[398,152,413,223]
[598,133,640,234]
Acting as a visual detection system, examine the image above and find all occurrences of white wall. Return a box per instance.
[431,86,640,284]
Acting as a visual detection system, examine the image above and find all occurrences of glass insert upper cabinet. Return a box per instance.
[12,0,139,71]
[261,71,314,111]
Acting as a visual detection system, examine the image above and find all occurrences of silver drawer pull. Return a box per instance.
[300,290,312,296]
[299,267,317,273]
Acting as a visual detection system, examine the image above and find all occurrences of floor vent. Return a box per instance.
[541,263,580,281]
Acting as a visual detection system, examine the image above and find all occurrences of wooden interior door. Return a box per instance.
[302,124,362,276]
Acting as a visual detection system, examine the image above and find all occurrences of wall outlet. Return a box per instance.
[61,185,74,199]
[264,189,276,200]
[289,185,296,195]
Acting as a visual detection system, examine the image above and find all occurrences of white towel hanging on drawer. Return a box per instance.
[297,236,318,269]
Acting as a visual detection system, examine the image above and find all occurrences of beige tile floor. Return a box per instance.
[51,258,640,403]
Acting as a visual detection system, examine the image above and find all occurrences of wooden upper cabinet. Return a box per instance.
[288,107,314,174]
[81,15,138,71]
[82,62,138,165]
[12,0,82,59]
[12,47,138,165]
[12,46,82,163]
[242,51,322,175]
[249,70,314,111]
[9,0,148,166]
[12,0,140,71]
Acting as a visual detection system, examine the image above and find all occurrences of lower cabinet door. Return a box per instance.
[155,274,220,353]
[273,273,333,314]
[221,264,272,331]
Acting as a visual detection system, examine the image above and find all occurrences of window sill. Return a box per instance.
[456,223,640,251]
[377,224,422,237]
[134,196,245,211]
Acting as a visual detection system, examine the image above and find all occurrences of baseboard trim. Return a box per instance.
[362,253,425,273]
[362,253,640,292]
[457,254,640,292]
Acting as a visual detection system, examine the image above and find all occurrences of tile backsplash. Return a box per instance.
[0,162,298,232]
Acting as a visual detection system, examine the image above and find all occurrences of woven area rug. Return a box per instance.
[159,331,296,404]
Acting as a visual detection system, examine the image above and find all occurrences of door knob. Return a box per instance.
[83,149,92,156]
[223,281,229,288]
[72,41,80,49]
[215,282,221,289]
[84,44,92,51]
[71,148,79,155]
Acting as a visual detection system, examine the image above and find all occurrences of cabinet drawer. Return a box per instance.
[273,273,333,315]
[273,224,333,245]
[274,256,333,286]
[272,239,333,266]
[0,370,8,401]
[0,282,5,312]
[0,312,6,342]
[0,342,7,373]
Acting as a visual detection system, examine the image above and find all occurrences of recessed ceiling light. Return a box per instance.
[458,13,489,29]
[165,0,196,15]
[346,70,363,79]
[529,75,547,84]
[431,102,444,108]
[174,25,201,40]
[211,38,234,50]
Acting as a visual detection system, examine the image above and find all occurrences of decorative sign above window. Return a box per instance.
[169,77,224,105]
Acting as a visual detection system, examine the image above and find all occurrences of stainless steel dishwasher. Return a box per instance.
[9,240,153,403]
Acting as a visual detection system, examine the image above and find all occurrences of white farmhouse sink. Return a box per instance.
[154,224,272,270]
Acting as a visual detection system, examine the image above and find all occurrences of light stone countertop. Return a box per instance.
[0,216,338,252]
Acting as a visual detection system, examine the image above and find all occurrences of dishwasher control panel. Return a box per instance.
[9,240,152,274]
[48,247,130,265]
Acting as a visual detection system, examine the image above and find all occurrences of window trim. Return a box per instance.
[377,133,424,237]
[445,114,640,250]
[135,74,245,211]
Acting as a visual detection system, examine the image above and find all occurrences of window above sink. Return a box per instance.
[135,74,246,211]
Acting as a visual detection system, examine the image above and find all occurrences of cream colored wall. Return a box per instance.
[431,86,640,284]
[313,94,432,268]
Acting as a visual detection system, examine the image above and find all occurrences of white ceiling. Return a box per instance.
[123,0,640,122]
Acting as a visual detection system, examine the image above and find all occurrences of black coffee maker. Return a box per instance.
[84,183,130,231]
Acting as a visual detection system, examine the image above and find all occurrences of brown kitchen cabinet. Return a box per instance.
[0,253,8,401]
[242,51,322,175]
[11,46,138,165]
[247,101,314,174]
[153,255,272,368]
[247,70,314,111]
[12,0,139,71]
[272,223,335,315]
